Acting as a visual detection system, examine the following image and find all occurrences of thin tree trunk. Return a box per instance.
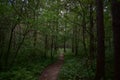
[64,37,66,53]
[51,35,54,60]
[44,35,48,58]
[33,10,37,47]
[5,21,19,69]
[10,31,27,68]
[82,16,87,54]
[0,29,4,70]
[72,26,75,54]
[89,3,94,60]
[75,26,78,56]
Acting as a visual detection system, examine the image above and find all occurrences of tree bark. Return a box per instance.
[95,0,105,80]
[89,3,94,60]
[5,20,20,69]
[82,15,87,54]
[44,35,48,58]
[75,26,78,56]
[64,36,66,53]
[111,0,120,80]
[51,35,54,60]
[72,26,75,54]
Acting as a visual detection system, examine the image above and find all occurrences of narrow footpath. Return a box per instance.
[39,53,64,80]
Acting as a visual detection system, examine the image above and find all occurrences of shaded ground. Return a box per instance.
[39,53,64,80]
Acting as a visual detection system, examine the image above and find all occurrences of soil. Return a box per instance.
[39,53,64,80]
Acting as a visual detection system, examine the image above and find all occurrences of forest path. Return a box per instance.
[39,53,64,80]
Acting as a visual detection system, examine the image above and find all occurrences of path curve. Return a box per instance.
[39,53,64,80]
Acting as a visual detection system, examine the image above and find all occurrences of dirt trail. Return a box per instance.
[39,53,64,80]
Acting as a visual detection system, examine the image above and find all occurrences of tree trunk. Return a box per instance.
[95,0,105,80]
[72,26,75,54]
[5,22,18,69]
[82,16,87,54]
[0,29,4,70]
[75,26,78,56]
[10,32,27,68]
[89,3,94,60]
[111,1,120,80]
[44,35,48,58]
[64,36,66,53]
[51,35,54,60]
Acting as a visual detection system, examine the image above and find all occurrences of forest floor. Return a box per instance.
[39,53,64,80]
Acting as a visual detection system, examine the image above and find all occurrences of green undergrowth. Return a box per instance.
[58,53,95,80]
[58,49,114,80]
[0,58,55,80]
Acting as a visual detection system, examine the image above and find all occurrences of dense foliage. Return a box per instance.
[0,0,120,80]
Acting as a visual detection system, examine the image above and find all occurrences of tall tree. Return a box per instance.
[89,2,94,60]
[82,14,87,54]
[111,0,120,80]
[44,34,48,58]
[95,0,105,80]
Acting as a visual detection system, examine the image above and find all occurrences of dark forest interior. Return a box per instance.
[0,0,120,80]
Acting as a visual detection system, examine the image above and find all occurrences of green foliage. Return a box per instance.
[105,48,114,80]
[0,0,115,80]
[58,54,95,80]
[0,58,52,80]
